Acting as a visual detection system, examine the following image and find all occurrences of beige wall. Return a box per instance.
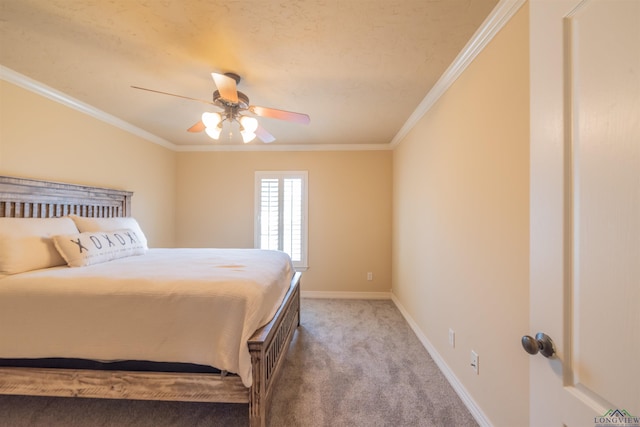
[176,150,392,293]
[0,80,177,246]
[392,5,529,427]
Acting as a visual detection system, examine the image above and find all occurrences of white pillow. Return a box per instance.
[53,228,147,267]
[0,217,79,275]
[69,215,148,249]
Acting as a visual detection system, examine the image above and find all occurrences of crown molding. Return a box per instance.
[175,142,392,152]
[0,65,177,151]
[389,0,527,148]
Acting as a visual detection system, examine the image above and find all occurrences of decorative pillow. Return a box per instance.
[69,215,148,249]
[0,217,79,275]
[53,228,147,267]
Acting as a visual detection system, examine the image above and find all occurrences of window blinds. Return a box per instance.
[256,173,306,267]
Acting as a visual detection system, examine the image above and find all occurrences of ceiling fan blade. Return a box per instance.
[211,73,238,103]
[255,125,276,143]
[249,105,310,125]
[187,120,205,133]
[131,86,215,105]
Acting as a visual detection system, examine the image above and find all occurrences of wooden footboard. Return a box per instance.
[0,175,302,427]
[248,272,301,426]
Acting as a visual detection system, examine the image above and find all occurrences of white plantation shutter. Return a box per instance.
[255,172,308,269]
[282,178,302,261]
[260,178,280,251]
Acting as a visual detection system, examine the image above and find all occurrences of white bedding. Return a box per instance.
[0,248,294,387]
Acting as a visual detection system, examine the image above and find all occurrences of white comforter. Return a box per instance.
[0,248,294,387]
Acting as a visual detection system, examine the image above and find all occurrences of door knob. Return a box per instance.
[521,332,556,358]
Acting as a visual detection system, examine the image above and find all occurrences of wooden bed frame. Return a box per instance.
[0,175,301,427]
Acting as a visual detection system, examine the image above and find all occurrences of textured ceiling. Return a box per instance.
[0,0,498,148]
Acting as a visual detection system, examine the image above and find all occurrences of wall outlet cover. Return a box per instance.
[471,350,479,374]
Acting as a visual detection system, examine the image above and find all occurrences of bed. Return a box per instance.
[0,175,301,427]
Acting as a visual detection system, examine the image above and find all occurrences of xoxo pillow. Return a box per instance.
[68,215,148,249]
[53,228,146,267]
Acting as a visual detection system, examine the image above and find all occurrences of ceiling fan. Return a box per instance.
[132,72,310,143]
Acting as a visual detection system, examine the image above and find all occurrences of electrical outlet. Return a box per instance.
[470,350,479,374]
[367,272,373,281]
[448,329,455,348]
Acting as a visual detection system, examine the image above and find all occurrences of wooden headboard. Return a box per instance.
[0,176,132,219]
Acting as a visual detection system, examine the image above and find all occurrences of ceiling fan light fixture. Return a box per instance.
[202,112,222,128]
[205,124,222,140]
[239,116,258,134]
[241,128,256,143]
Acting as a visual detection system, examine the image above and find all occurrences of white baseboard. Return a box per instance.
[301,291,391,300]
[390,294,493,427]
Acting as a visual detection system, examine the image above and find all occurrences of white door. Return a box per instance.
[529,0,639,426]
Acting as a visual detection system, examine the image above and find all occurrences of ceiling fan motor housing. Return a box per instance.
[223,72,241,84]
[213,90,250,110]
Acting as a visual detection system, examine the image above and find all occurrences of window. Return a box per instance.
[255,171,308,270]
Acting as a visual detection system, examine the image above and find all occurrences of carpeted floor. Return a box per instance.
[0,299,478,427]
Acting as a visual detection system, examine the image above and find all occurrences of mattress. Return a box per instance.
[0,248,294,387]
